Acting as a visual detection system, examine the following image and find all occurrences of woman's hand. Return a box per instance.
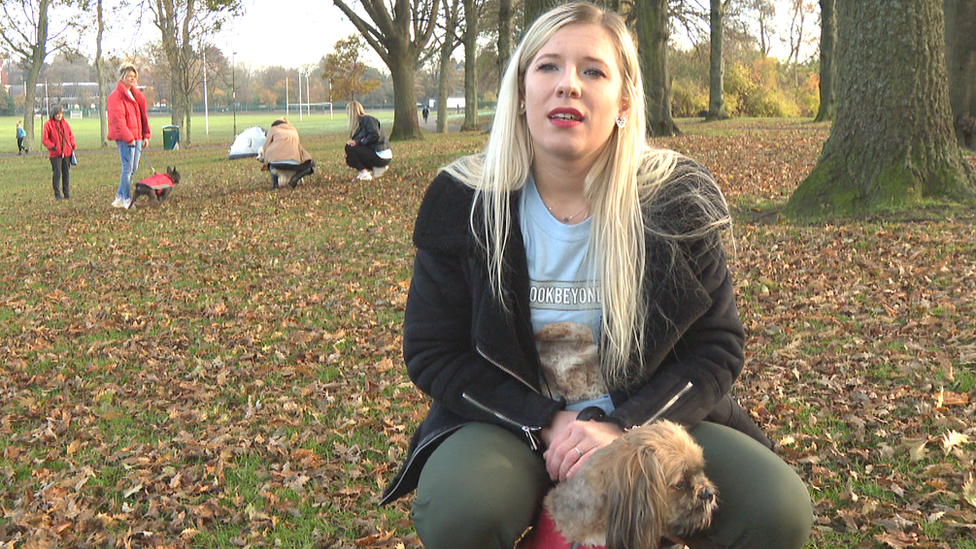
[347,139,356,146]
[542,412,624,482]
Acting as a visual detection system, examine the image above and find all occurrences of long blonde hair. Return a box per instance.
[347,100,366,137]
[442,2,729,387]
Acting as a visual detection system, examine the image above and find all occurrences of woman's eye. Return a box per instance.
[584,68,608,78]
[536,62,558,72]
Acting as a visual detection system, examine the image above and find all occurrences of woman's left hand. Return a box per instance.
[543,418,623,482]
[347,139,356,146]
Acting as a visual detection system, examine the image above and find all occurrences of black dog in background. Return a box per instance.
[131,167,181,208]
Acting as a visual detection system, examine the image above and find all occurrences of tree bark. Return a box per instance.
[523,0,562,29]
[95,0,109,147]
[786,0,976,218]
[813,0,836,122]
[944,0,976,139]
[496,0,513,98]
[437,0,460,133]
[637,0,680,136]
[706,0,728,121]
[461,0,480,131]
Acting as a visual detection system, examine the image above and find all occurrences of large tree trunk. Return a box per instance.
[496,0,513,96]
[786,0,976,218]
[461,0,480,131]
[96,0,109,147]
[813,0,836,122]
[637,0,679,136]
[523,0,561,29]
[388,46,423,140]
[436,0,459,134]
[944,0,976,143]
[706,0,728,121]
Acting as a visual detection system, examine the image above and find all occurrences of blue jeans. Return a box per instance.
[116,140,142,200]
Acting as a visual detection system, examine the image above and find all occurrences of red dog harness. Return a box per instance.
[137,173,175,196]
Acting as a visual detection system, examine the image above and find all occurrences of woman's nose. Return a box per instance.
[555,70,582,98]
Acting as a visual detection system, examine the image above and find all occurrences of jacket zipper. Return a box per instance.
[641,380,694,427]
[475,345,539,393]
[462,392,543,451]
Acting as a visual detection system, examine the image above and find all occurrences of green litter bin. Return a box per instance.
[162,125,180,150]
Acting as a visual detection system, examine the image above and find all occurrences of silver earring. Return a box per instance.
[519,102,526,115]
[615,116,626,128]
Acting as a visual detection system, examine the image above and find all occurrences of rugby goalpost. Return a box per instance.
[285,72,333,120]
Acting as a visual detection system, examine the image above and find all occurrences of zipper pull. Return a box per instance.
[522,426,541,451]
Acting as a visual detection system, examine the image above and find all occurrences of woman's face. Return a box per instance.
[54,112,63,120]
[122,70,138,89]
[522,23,627,169]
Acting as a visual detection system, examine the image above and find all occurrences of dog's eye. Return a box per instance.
[673,479,689,491]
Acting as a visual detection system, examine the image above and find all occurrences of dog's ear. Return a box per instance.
[606,443,667,549]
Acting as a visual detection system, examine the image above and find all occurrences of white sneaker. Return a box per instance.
[111,197,123,208]
[356,171,373,181]
[123,198,132,209]
[372,166,388,178]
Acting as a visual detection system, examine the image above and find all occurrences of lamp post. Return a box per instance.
[232,51,237,136]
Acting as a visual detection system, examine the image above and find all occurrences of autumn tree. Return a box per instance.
[460,0,483,130]
[636,0,679,136]
[706,0,729,121]
[496,0,514,95]
[944,0,976,144]
[434,0,462,133]
[149,0,240,146]
[333,0,440,141]
[785,0,976,218]
[320,35,381,102]
[813,0,835,122]
[0,0,77,150]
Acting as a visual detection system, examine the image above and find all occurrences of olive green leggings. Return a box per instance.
[412,422,813,549]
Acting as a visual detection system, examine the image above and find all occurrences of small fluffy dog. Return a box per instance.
[544,420,717,549]
[131,167,180,207]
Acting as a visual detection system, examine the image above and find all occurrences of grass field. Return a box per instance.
[1,118,975,549]
[1,110,390,154]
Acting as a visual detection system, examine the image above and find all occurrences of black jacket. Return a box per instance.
[380,167,771,505]
[351,115,390,152]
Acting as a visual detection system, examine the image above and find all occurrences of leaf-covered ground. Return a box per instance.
[1,119,975,549]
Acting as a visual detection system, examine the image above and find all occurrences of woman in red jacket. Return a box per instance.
[107,63,151,208]
[41,105,76,200]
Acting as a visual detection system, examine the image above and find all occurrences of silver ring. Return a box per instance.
[574,447,584,458]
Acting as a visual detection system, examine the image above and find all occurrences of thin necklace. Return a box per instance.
[544,201,589,223]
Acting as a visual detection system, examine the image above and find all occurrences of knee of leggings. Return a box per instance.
[413,501,526,549]
[726,479,813,549]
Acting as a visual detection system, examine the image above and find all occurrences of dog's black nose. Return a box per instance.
[700,486,716,503]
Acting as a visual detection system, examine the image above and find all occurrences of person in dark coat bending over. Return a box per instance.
[344,100,392,181]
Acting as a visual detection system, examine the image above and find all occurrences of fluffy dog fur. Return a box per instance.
[131,166,180,207]
[544,420,717,549]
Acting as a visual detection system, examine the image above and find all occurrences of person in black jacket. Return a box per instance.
[380,4,813,549]
[345,100,392,181]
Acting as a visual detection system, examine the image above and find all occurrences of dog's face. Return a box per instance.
[166,166,181,184]
[604,420,717,548]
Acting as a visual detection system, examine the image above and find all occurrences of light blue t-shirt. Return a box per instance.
[520,178,614,414]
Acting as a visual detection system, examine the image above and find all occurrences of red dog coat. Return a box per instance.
[136,172,175,197]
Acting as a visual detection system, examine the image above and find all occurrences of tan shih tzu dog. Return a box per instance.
[544,420,718,549]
